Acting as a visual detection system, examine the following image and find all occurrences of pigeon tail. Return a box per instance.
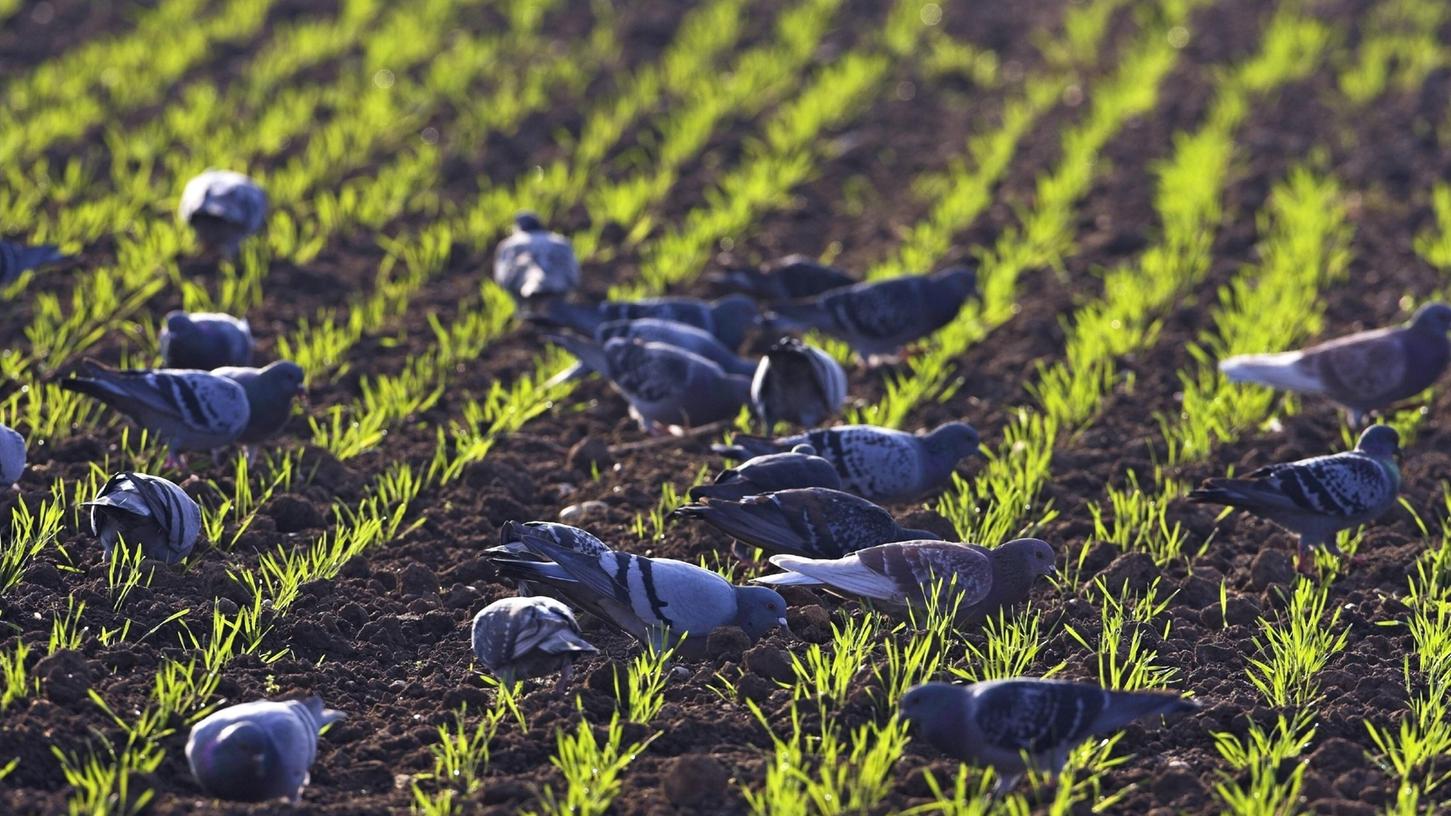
[1187,479,1284,512]
[544,334,610,376]
[751,570,824,587]
[675,500,809,556]
[705,269,767,297]
[14,243,68,270]
[1089,690,1198,735]
[764,300,827,332]
[711,435,781,459]
[1219,352,1324,394]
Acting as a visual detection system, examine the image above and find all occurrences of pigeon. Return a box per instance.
[187,697,345,803]
[1188,424,1401,575]
[712,422,983,504]
[688,444,843,501]
[178,169,268,258]
[753,539,1055,621]
[1219,302,1451,425]
[707,254,856,301]
[471,596,598,691]
[494,211,580,302]
[533,294,759,351]
[489,520,611,599]
[481,535,788,657]
[159,310,254,370]
[213,361,306,454]
[84,472,201,563]
[546,334,751,434]
[0,423,25,487]
[1,238,70,287]
[548,317,758,387]
[673,487,943,560]
[597,318,756,377]
[60,361,251,467]
[899,679,1198,793]
[751,337,848,429]
[767,267,977,364]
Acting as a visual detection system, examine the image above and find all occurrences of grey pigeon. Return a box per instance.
[751,336,848,429]
[1188,424,1401,575]
[471,596,598,691]
[547,334,751,434]
[1,238,69,287]
[688,443,843,501]
[1220,302,1451,425]
[0,423,25,487]
[482,535,788,657]
[84,472,201,563]
[673,487,942,560]
[899,679,1197,793]
[159,310,254,370]
[494,211,580,302]
[187,697,344,803]
[707,254,856,301]
[753,539,1055,621]
[713,422,983,504]
[61,361,250,467]
[178,169,267,258]
[489,520,610,599]
[768,267,977,364]
[533,294,759,351]
[213,361,306,452]
[548,317,757,387]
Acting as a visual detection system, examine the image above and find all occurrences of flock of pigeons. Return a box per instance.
[3,171,1449,803]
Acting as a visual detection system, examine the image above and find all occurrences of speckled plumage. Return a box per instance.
[61,362,251,462]
[754,538,1055,621]
[768,267,976,362]
[751,337,848,430]
[900,679,1197,792]
[533,294,758,351]
[674,487,940,559]
[482,536,788,657]
[1189,424,1401,572]
[712,422,982,503]
[1220,302,1451,425]
[471,596,597,689]
[547,334,751,433]
[85,472,201,564]
[689,444,843,501]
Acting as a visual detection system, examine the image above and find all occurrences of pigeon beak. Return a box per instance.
[777,617,789,629]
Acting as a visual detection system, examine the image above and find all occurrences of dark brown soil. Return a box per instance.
[2,0,1448,814]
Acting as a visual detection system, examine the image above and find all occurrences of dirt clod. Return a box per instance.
[1250,549,1295,589]
[661,754,730,807]
[568,436,614,474]
[707,626,752,662]
[743,644,795,684]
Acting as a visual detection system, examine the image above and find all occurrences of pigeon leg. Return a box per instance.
[1294,539,1318,577]
[164,448,187,471]
[990,770,1024,797]
[554,663,574,694]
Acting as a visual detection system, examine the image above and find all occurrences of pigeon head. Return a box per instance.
[999,537,1058,578]
[1356,425,1400,458]
[195,721,276,801]
[932,266,978,299]
[165,311,196,336]
[899,681,969,742]
[1410,302,1451,334]
[514,211,544,232]
[921,422,983,461]
[732,585,789,640]
[259,361,306,396]
[710,295,760,350]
